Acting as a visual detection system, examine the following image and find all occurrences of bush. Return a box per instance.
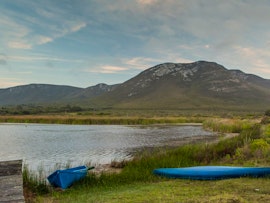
[264,110,270,116]
[250,139,269,153]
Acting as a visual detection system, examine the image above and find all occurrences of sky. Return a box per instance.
[1,0,270,89]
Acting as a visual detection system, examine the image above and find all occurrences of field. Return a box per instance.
[18,115,270,202]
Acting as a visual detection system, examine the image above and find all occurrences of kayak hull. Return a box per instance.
[47,165,88,189]
[153,166,270,180]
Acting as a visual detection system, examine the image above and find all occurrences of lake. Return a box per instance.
[0,123,215,175]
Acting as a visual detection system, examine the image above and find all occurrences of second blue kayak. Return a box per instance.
[153,166,270,180]
[47,165,90,189]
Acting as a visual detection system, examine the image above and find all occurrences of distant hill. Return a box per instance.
[0,83,117,106]
[1,61,270,112]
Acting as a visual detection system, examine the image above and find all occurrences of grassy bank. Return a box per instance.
[39,178,270,202]
[0,113,261,125]
[24,118,270,202]
[0,114,206,125]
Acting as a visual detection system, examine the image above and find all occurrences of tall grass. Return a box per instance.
[23,165,49,195]
[0,115,205,125]
[203,118,257,133]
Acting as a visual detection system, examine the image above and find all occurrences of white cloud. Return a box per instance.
[124,57,161,69]
[7,54,83,63]
[70,22,87,33]
[87,65,128,74]
[36,36,53,45]
[114,56,193,74]
[137,0,157,5]
[32,20,87,47]
[8,41,32,49]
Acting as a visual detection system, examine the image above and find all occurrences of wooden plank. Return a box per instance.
[0,160,22,176]
[0,160,24,203]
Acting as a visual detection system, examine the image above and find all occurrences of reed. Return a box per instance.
[22,165,49,195]
[203,118,257,133]
[0,115,205,125]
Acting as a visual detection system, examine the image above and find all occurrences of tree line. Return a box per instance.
[0,104,84,115]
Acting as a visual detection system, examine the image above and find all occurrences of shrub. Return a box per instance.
[250,139,269,153]
[234,144,252,161]
[264,110,270,116]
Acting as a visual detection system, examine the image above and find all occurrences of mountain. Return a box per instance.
[1,61,270,112]
[0,83,117,106]
[90,61,270,111]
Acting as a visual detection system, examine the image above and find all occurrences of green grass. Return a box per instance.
[24,119,270,202]
[36,178,270,203]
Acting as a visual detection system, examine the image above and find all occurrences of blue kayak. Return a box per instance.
[47,165,93,189]
[153,166,270,180]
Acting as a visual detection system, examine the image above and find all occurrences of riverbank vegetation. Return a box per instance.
[22,116,270,202]
[0,115,204,125]
[0,114,206,125]
[0,104,264,116]
[0,111,262,126]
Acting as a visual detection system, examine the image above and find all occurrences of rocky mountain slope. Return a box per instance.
[91,61,270,111]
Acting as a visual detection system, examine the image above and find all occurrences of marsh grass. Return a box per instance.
[203,118,257,133]
[0,115,205,125]
[23,165,49,195]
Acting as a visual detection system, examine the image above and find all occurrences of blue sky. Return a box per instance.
[1,0,270,88]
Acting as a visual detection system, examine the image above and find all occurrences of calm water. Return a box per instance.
[0,123,214,174]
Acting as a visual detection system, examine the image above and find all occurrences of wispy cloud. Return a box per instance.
[35,36,53,45]
[0,14,32,49]
[87,65,128,74]
[8,41,32,49]
[137,0,157,5]
[7,55,83,63]
[124,57,161,69]
[0,1,87,50]
[70,22,87,33]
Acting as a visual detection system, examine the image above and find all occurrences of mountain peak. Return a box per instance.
[150,62,198,78]
[142,61,226,83]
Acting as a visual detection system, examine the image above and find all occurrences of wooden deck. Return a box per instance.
[0,160,25,203]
